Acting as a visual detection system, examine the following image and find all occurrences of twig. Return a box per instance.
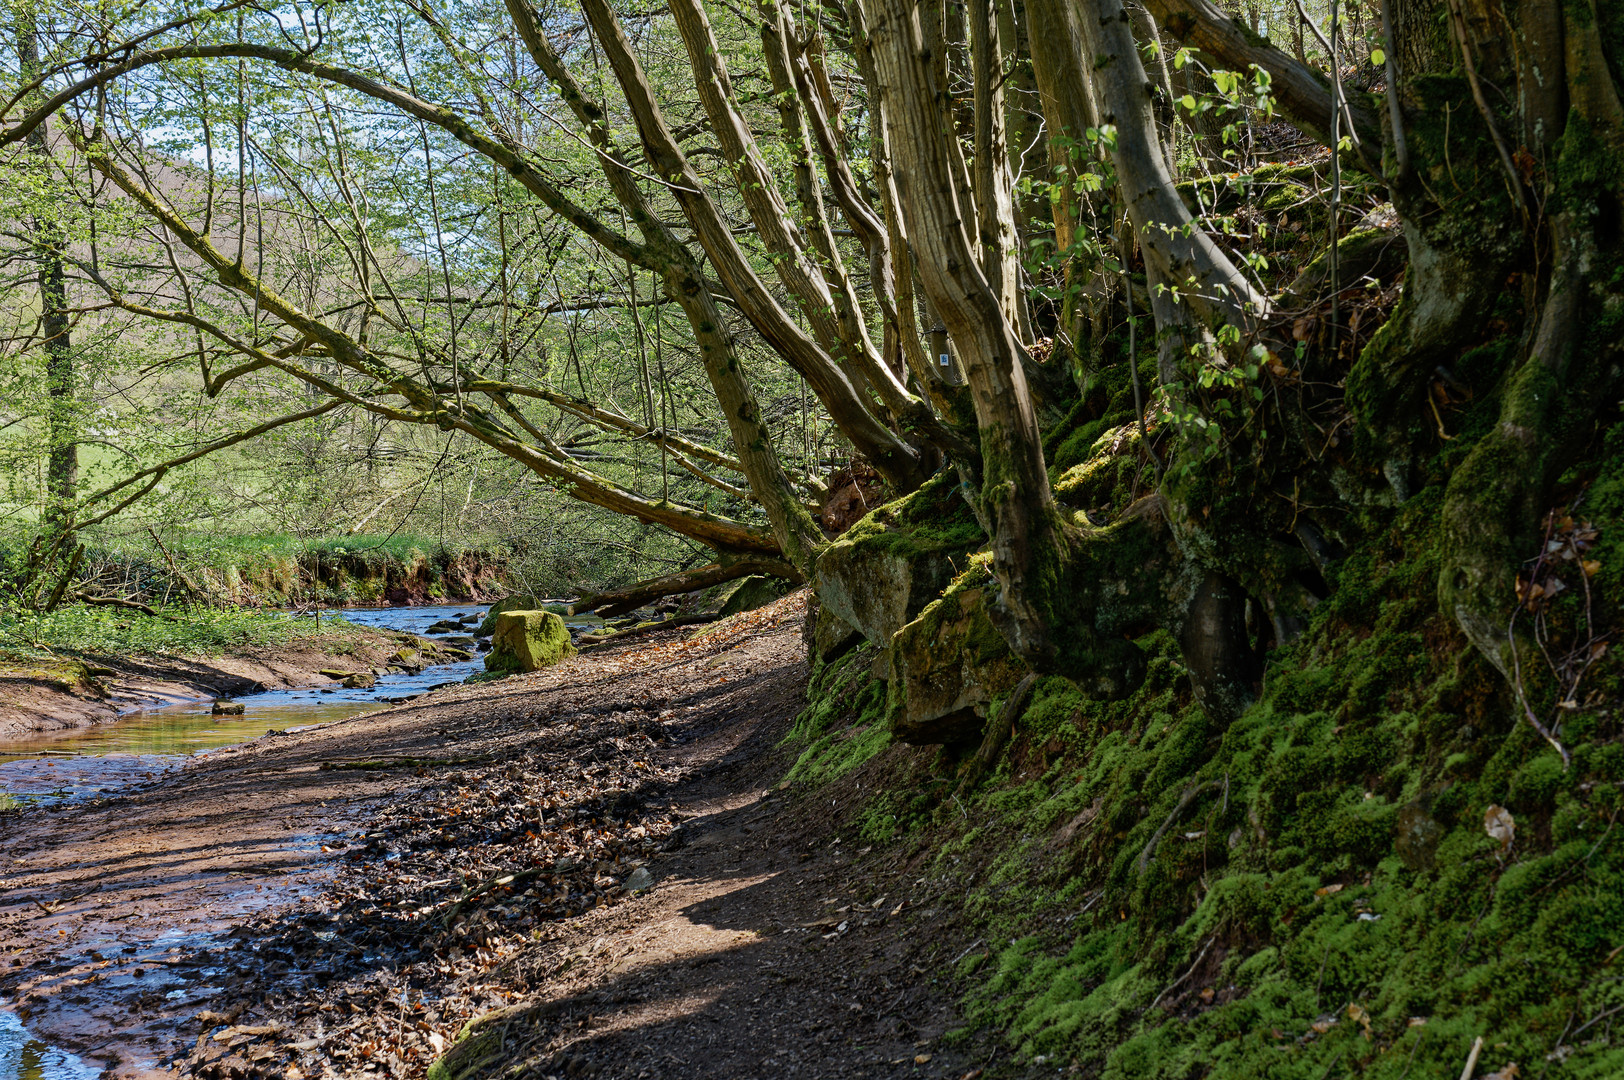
[1506,603,1571,769]
[147,526,211,604]
[1444,0,1527,220]
[1137,781,1217,872]
[1146,936,1214,1011]
[1459,1034,1484,1080]
[1571,1001,1624,1039]
[1398,1026,1426,1080]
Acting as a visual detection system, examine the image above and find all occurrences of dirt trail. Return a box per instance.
[0,594,996,1080]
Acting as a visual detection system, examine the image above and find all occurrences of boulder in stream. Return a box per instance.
[484,610,577,674]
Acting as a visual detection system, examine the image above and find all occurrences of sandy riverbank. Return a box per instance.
[0,632,419,740]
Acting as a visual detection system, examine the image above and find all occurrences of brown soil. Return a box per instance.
[0,634,413,739]
[0,593,1000,1080]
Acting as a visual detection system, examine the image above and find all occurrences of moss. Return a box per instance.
[783,644,893,785]
[787,415,1624,1075]
[835,469,984,560]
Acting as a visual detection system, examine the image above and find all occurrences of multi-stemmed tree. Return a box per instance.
[4,0,1619,728]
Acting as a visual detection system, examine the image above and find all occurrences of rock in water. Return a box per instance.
[342,671,377,689]
[484,610,578,674]
[211,700,244,715]
[475,594,539,636]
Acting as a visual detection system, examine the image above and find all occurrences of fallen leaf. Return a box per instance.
[1315,883,1345,898]
[1347,1003,1373,1039]
[1484,804,1516,848]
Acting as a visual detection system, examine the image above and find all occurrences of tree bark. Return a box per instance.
[579,0,933,492]
[16,18,76,532]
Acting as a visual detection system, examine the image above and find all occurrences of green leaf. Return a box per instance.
[1370,48,1386,67]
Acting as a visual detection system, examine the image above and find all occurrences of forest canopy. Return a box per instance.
[2,0,1620,731]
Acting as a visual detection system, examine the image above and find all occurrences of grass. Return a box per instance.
[0,528,508,609]
[0,602,374,660]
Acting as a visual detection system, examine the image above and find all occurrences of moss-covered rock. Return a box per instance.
[475,594,541,636]
[813,472,985,649]
[810,602,862,664]
[887,564,1028,745]
[484,611,576,674]
[716,575,788,617]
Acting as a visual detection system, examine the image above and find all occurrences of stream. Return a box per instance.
[0,602,595,1079]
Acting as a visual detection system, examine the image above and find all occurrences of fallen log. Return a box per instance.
[576,612,722,646]
[570,557,798,617]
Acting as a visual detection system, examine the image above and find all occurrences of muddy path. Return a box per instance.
[1,594,998,1080]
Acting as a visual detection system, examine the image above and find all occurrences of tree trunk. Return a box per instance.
[580,0,933,492]
[1438,0,1624,685]
[17,18,76,532]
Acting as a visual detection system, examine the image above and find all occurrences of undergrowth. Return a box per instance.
[2,531,505,608]
[786,445,1624,1077]
[782,643,892,787]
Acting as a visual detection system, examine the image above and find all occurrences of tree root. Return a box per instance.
[954,673,1040,799]
[577,613,721,646]
[1137,780,1218,873]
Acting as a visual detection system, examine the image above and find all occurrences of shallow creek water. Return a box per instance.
[0,603,593,1078]
[0,604,501,806]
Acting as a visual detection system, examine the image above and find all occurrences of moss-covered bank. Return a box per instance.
[780,428,1624,1077]
[10,533,508,608]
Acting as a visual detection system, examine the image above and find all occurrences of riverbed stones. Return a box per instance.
[485,611,577,675]
[390,648,426,673]
[211,700,244,715]
[342,671,377,689]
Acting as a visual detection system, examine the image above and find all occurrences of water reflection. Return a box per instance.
[0,1010,98,1080]
[0,604,500,796]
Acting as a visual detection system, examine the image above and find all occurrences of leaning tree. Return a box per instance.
[4,0,1620,727]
